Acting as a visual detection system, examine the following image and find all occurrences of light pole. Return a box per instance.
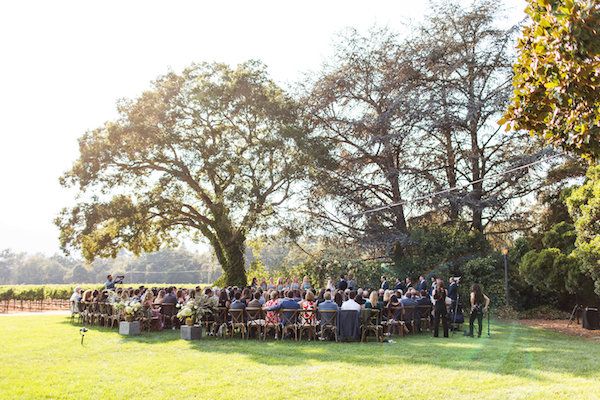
[501,246,510,306]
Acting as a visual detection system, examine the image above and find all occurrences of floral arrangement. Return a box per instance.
[176,294,218,325]
[114,299,143,321]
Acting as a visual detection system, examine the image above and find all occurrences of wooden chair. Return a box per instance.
[229,309,247,339]
[360,308,383,342]
[402,306,417,334]
[417,305,433,332]
[298,309,317,341]
[71,301,84,324]
[107,303,121,328]
[90,302,101,326]
[98,303,109,327]
[246,308,264,340]
[263,309,281,341]
[382,306,406,337]
[280,309,299,340]
[214,307,230,337]
[318,309,338,342]
[159,304,178,329]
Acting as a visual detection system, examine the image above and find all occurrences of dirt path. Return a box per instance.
[518,319,600,341]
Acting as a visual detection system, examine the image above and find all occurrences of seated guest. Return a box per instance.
[365,290,383,310]
[292,289,302,302]
[240,287,251,305]
[355,288,365,305]
[318,291,339,330]
[218,290,230,308]
[417,290,432,306]
[263,290,299,325]
[176,289,185,304]
[154,289,166,304]
[316,289,326,305]
[264,291,281,325]
[334,291,343,308]
[247,292,262,308]
[162,287,178,304]
[70,287,82,303]
[81,289,93,302]
[401,292,418,307]
[299,290,317,325]
[341,290,361,311]
[230,291,246,310]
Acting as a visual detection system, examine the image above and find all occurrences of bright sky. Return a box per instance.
[0,0,526,256]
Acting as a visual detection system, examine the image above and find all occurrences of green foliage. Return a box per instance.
[541,221,577,252]
[394,224,491,279]
[503,0,600,160]
[459,255,507,307]
[246,260,269,285]
[520,248,576,293]
[567,164,600,293]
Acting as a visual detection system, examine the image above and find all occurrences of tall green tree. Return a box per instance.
[567,164,600,293]
[56,61,307,286]
[502,0,600,161]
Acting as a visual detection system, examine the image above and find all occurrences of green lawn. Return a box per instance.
[1,315,599,400]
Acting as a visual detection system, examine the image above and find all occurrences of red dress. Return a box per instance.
[301,300,316,324]
[265,299,280,324]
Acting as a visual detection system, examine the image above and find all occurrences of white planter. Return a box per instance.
[181,325,202,340]
[119,321,140,336]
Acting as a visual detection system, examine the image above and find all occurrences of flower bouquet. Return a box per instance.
[176,294,217,326]
[114,299,143,322]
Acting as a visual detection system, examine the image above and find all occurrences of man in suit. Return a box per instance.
[162,287,178,304]
[318,291,339,334]
[448,277,458,302]
[230,291,246,310]
[337,275,348,291]
[380,276,389,290]
[416,275,427,292]
[247,292,262,308]
[400,292,418,307]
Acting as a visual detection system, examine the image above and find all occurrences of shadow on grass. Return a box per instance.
[61,317,600,380]
[183,322,600,381]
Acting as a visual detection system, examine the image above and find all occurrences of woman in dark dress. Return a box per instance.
[432,280,449,338]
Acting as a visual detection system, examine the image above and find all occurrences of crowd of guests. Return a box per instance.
[70,272,490,339]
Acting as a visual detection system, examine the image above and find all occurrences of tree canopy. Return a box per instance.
[502,0,600,161]
[56,61,307,286]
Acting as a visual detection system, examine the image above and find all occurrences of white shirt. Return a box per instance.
[341,299,361,311]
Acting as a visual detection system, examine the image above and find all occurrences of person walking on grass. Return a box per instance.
[466,284,490,338]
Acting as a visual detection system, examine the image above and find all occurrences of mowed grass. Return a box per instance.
[1,315,599,400]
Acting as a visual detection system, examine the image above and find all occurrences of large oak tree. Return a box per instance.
[56,61,307,286]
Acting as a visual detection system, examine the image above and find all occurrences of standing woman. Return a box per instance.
[467,284,490,337]
[432,280,449,338]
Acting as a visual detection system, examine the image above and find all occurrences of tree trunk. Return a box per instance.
[222,237,247,287]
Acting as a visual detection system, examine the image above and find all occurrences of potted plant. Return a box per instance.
[177,294,217,338]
